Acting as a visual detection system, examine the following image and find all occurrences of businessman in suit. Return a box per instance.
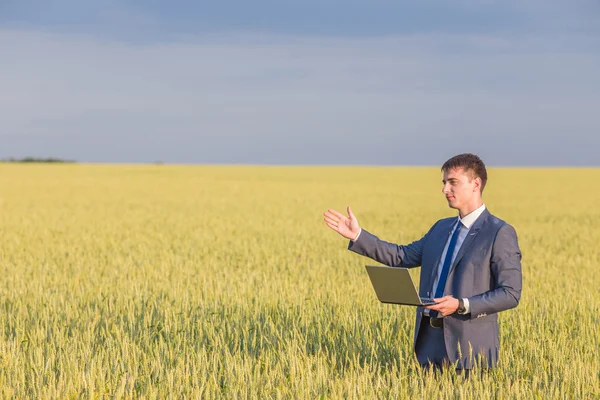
[323,154,522,372]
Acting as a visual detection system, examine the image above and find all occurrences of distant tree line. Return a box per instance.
[1,157,76,163]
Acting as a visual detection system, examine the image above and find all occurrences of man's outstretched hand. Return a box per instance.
[323,206,361,240]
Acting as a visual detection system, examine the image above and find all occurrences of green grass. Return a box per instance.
[0,164,598,398]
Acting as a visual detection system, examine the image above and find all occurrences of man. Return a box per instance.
[323,154,522,372]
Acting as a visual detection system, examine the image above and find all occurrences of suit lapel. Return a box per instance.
[448,208,490,276]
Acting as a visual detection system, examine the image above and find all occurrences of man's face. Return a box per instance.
[442,167,480,210]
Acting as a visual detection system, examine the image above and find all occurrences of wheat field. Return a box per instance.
[0,164,598,399]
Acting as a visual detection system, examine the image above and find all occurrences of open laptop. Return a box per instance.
[365,265,436,306]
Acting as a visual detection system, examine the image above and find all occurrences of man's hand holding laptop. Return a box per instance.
[425,296,460,316]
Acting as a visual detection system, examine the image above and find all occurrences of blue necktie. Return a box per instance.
[434,221,463,299]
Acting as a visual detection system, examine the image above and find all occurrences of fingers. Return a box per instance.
[347,206,355,220]
[425,304,449,315]
[425,300,444,309]
[326,209,345,219]
[324,210,347,227]
[427,297,458,316]
[324,221,338,231]
[323,211,339,222]
[323,215,338,227]
[426,297,452,309]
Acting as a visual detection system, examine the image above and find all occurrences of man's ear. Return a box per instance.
[473,177,481,192]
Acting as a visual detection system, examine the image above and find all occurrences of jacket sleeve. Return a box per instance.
[347,222,438,268]
[467,223,523,318]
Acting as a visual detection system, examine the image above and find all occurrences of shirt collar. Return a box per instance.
[458,203,486,229]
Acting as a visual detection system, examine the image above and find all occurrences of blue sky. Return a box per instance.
[1,1,599,165]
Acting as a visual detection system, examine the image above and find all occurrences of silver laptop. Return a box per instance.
[365,265,436,306]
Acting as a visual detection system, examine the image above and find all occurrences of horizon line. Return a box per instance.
[2,160,599,169]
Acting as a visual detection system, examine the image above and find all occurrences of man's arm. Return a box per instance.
[467,224,522,318]
[347,222,437,268]
[324,206,435,268]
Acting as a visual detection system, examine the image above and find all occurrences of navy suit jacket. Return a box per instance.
[348,209,522,369]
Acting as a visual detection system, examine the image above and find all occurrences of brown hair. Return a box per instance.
[441,153,488,193]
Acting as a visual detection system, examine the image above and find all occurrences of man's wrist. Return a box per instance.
[457,298,470,315]
[352,228,362,241]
